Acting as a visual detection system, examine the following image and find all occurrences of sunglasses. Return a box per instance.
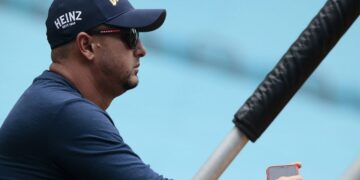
[87,28,139,49]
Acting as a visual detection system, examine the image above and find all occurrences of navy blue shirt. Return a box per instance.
[0,71,166,179]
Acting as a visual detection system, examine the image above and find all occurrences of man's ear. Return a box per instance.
[76,32,96,61]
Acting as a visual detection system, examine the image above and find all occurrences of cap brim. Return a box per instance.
[106,9,166,32]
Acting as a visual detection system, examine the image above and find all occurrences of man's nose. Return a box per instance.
[134,40,146,58]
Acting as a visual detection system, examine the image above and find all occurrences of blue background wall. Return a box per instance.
[0,0,359,179]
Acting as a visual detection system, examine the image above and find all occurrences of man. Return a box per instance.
[0,0,302,179]
[0,0,167,179]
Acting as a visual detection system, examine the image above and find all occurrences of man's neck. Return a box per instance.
[49,62,113,110]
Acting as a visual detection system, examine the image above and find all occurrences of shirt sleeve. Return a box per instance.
[49,99,168,180]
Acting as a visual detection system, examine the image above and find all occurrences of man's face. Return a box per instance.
[91,28,146,96]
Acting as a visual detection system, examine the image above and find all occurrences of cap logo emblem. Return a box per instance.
[109,0,119,6]
[54,11,82,30]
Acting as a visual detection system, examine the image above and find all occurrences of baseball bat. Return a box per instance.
[194,0,359,179]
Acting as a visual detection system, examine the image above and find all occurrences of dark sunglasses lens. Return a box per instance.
[122,28,138,49]
[129,28,138,49]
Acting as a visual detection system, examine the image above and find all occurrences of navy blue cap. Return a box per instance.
[46,0,166,49]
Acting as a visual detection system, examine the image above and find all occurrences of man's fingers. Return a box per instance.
[277,175,303,180]
[290,162,302,168]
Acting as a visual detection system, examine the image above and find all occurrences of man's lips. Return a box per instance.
[134,64,140,74]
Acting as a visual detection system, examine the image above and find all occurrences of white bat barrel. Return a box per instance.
[342,156,360,180]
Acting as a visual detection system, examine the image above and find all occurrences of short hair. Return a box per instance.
[50,40,75,63]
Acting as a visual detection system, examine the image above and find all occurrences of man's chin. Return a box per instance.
[125,80,139,90]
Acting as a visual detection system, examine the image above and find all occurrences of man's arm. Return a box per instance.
[49,100,167,180]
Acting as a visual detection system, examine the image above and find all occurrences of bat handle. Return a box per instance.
[193,127,249,180]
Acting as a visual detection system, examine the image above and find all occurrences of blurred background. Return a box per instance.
[0,0,359,179]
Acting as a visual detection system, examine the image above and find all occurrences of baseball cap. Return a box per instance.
[46,0,166,49]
